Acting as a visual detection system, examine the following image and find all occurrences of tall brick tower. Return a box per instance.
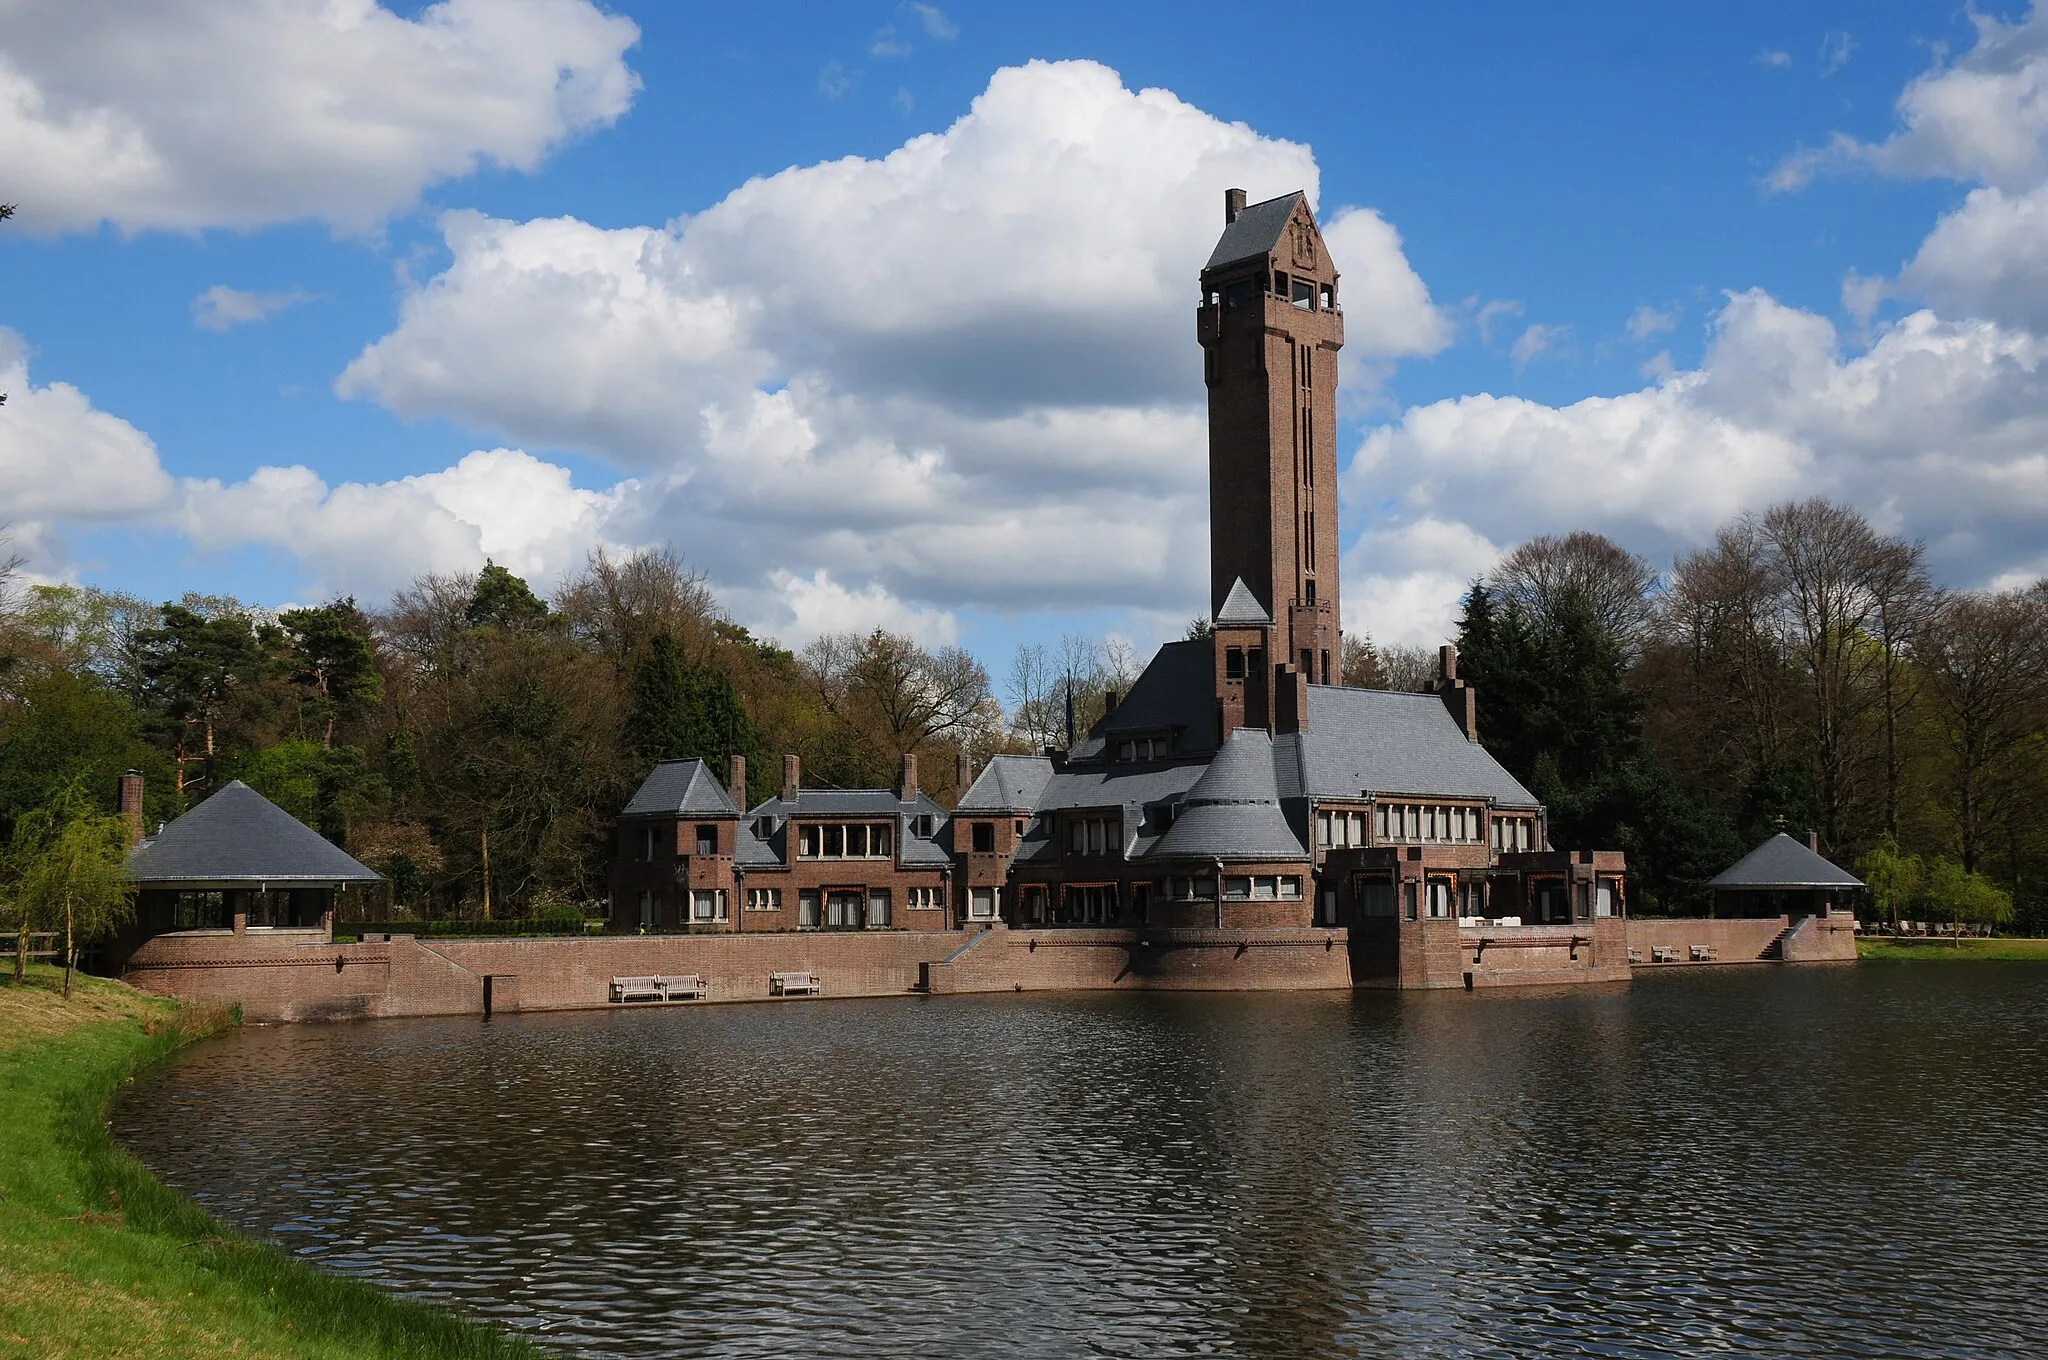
[1196,189,1344,698]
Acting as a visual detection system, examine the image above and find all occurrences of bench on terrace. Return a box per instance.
[611,975,663,1002]
[656,974,706,1001]
[1651,946,1681,964]
[770,970,820,996]
[1690,944,1719,962]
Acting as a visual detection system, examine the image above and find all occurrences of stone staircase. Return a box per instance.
[1758,918,1801,961]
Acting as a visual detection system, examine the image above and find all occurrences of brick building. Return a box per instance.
[611,190,1626,981]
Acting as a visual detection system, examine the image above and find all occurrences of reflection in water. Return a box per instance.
[114,966,2048,1358]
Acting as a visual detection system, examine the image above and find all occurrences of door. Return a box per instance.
[826,890,863,929]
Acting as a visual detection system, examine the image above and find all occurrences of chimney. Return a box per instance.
[728,754,747,808]
[1224,187,1247,224]
[1103,689,1120,718]
[118,770,144,846]
[1439,644,1458,683]
[1436,646,1479,742]
[781,754,800,803]
[1274,663,1308,735]
[956,750,973,795]
[1808,830,1820,853]
[899,751,919,803]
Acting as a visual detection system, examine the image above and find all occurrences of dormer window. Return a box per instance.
[1114,736,1167,762]
[912,814,934,838]
[695,824,718,856]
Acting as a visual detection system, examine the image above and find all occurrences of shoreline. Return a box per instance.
[0,964,541,1359]
[1857,937,2048,962]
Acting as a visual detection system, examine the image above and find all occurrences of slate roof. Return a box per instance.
[1215,576,1273,626]
[957,755,1054,812]
[1709,833,1864,890]
[1149,729,1306,861]
[1295,686,1540,806]
[127,781,381,885]
[740,787,953,872]
[621,759,741,818]
[1204,191,1305,272]
[1073,639,1220,758]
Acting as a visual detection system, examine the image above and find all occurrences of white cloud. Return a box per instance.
[870,27,911,58]
[1754,49,1792,70]
[1344,290,2048,642]
[904,4,959,40]
[1626,305,1676,341]
[1820,30,1856,78]
[1340,517,1502,649]
[192,285,312,331]
[0,0,639,235]
[752,569,961,649]
[1510,322,1569,370]
[1475,298,1523,346]
[1896,182,2048,331]
[334,59,1448,631]
[1772,7,2048,193]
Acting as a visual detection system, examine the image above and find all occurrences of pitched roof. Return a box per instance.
[1215,577,1273,627]
[1709,833,1864,890]
[621,759,740,818]
[1074,639,1219,758]
[1149,729,1306,862]
[1296,686,1540,805]
[1204,191,1306,272]
[739,787,952,871]
[127,781,381,885]
[957,755,1054,812]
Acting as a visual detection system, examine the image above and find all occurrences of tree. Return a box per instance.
[0,667,177,848]
[804,629,1000,784]
[1918,588,2048,873]
[626,633,763,775]
[556,548,721,671]
[135,603,261,795]
[7,781,134,997]
[278,598,383,747]
[1927,857,2013,938]
[1858,837,1925,930]
[1492,530,1659,655]
[465,561,551,631]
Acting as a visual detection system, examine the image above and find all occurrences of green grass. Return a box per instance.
[0,964,546,1360]
[1857,936,2048,962]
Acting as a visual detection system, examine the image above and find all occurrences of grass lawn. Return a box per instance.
[0,964,544,1360]
[1857,936,2048,962]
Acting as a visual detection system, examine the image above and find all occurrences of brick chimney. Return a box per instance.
[1224,187,1247,224]
[1103,689,1120,718]
[956,750,973,796]
[1808,830,1820,853]
[899,751,919,802]
[118,770,144,846]
[1436,644,1479,742]
[781,754,800,803]
[1273,663,1308,734]
[728,754,747,808]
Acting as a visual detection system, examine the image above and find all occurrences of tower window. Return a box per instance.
[1320,282,1335,309]
[1273,270,1288,296]
[1300,346,1312,387]
[1301,649,1313,676]
[1291,278,1315,310]
[1225,646,1245,679]
[1224,280,1256,309]
[1249,647,1264,675]
[1321,650,1331,684]
[1305,578,1316,605]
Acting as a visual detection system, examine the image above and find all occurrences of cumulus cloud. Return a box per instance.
[1772,7,2048,193]
[192,285,312,331]
[1345,291,2048,643]
[335,59,1448,630]
[1896,183,2048,331]
[1340,518,1503,649]
[0,0,640,235]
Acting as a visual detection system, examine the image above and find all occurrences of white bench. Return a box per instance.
[770,970,820,996]
[1651,946,1681,964]
[1689,944,1719,962]
[656,973,705,1001]
[611,975,663,1002]
[1627,947,1644,964]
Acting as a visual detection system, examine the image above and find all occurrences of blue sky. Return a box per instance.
[3,1,2043,669]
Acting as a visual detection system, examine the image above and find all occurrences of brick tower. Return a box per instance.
[1196,189,1344,697]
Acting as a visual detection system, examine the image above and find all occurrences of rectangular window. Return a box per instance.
[969,887,996,920]
[1279,876,1302,899]
[973,822,995,853]
[848,824,868,858]
[798,825,820,858]
[1224,876,1251,900]
[908,886,943,910]
[1427,880,1451,919]
[746,888,781,912]
[1226,646,1245,679]
[1273,269,1288,296]
[1359,879,1397,917]
[866,889,891,928]
[1404,880,1419,920]
[874,823,890,857]
[691,889,727,922]
[823,824,844,857]
[635,825,655,862]
[637,891,653,929]
[696,824,718,856]
[1319,282,1334,310]
[797,890,821,928]
[1291,277,1315,310]
[1317,813,1331,848]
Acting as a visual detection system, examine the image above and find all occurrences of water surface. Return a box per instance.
[114,965,2048,1358]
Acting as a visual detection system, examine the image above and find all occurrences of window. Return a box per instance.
[866,889,891,928]
[824,825,844,857]
[754,816,774,840]
[826,890,863,928]
[1291,277,1315,310]
[908,886,944,910]
[1305,578,1316,605]
[912,814,934,838]
[1273,269,1288,295]
[797,890,821,928]
[696,824,718,856]
[1319,282,1335,310]
[691,889,728,922]
[797,823,892,859]
[746,888,782,912]
[1316,810,1368,849]
[1161,876,1218,901]
[634,825,655,862]
[1224,279,1256,309]
[1224,875,1300,901]
[1359,878,1397,917]
[1059,883,1118,924]
[1300,345,1312,388]
[1015,819,1026,835]
[638,891,653,929]
[1115,736,1166,762]
[1596,878,1618,918]
[1067,815,1120,857]
[969,887,997,920]
[1226,646,1245,679]
[972,822,995,853]
[1249,647,1264,676]
[1019,885,1046,923]
[1426,879,1452,919]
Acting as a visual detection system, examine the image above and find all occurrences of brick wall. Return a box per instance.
[1626,916,1791,964]
[929,926,1352,994]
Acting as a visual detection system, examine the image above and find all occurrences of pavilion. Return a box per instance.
[1708,833,1863,920]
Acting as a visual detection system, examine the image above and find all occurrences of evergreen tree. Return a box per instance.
[278,598,383,747]
[627,633,763,778]
[135,604,260,794]
[465,562,551,631]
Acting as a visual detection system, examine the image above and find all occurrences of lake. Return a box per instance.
[113,964,2048,1358]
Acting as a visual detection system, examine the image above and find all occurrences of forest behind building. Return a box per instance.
[1,494,2043,929]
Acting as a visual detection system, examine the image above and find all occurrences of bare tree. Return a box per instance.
[1866,538,1939,837]
[804,629,1001,774]
[1340,633,1388,689]
[1492,531,1660,654]
[554,547,722,672]
[1919,588,2048,873]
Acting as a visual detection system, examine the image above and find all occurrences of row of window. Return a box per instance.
[1492,817,1536,852]
[632,823,723,861]
[1379,803,1485,845]
[1067,815,1122,857]
[797,822,894,859]
[1160,875,1304,901]
[1114,736,1169,763]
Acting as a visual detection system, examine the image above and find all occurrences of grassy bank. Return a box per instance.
[1858,937,2048,962]
[0,964,543,1360]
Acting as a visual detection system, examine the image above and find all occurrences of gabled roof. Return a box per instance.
[621,759,740,818]
[1149,729,1306,862]
[1296,686,1540,806]
[739,787,952,872]
[1709,834,1864,890]
[1215,577,1272,627]
[1073,639,1219,758]
[957,755,1055,812]
[128,781,381,885]
[1204,191,1306,272]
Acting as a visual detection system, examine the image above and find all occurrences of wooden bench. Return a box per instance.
[1627,947,1644,964]
[610,975,663,1002]
[1689,944,1719,962]
[770,970,820,996]
[1651,946,1681,964]
[656,974,705,1001]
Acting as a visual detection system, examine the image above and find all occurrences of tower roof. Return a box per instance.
[1215,577,1273,626]
[1708,833,1864,890]
[1204,191,1307,271]
[1150,728,1305,861]
[622,758,740,817]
